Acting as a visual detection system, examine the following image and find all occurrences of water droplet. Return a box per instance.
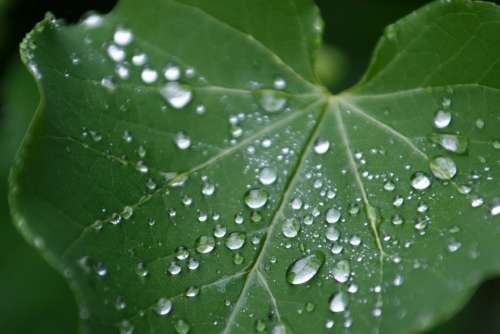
[493,139,500,150]
[313,138,330,155]
[132,52,147,66]
[391,214,404,226]
[161,82,193,109]
[82,13,103,28]
[107,44,125,62]
[119,320,134,334]
[332,260,350,283]
[273,77,287,90]
[325,226,340,242]
[141,68,158,83]
[213,224,227,238]
[434,110,452,129]
[393,275,404,287]
[430,133,468,154]
[244,189,268,209]
[490,197,500,216]
[282,218,300,238]
[286,252,325,285]
[201,182,216,196]
[349,235,361,246]
[175,132,191,150]
[154,298,172,316]
[329,291,348,313]
[471,195,484,208]
[383,180,395,192]
[258,167,278,185]
[225,232,246,250]
[164,63,181,81]
[254,89,287,112]
[175,246,189,260]
[430,156,457,180]
[185,286,200,298]
[122,206,133,220]
[196,236,216,254]
[447,239,462,253]
[135,262,148,278]
[325,208,341,224]
[411,172,432,190]
[174,319,190,334]
[476,118,485,129]
[114,27,133,46]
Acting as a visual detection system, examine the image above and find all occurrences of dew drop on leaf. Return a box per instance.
[196,235,216,254]
[329,291,349,313]
[286,251,325,285]
[253,89,287,112]
[313,138,330,155]
[433,110,452,128]
[154,298,172,316]
[113,27,133,46]
[141,67,158,83]
[164,63,181,81]
[490,198,500,216]
[325,207,341,224]
[430,133,468,154]
[244,188,268,209]
[174,319,190,334]
[258,167,278,185]
[174,132,191,150]
[411,172,432,190]
[225,232,246,250]
[160,82,193,109]
[282,218,300,238]
[332,260,351,283]
[429,156,457,180]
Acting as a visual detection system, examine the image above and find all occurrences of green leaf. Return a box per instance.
[9,0,500,333]
[0,61,77,333]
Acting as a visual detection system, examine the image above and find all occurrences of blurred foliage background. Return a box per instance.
[1,0,500,333]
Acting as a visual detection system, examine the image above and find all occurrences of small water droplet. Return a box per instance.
[196,236,216,254]
[411,172,432,190]
[490,197,500,216]
[154,298,172,316]
[434,110,452,129]
[161,82,193,109]
[430,133,468,154]
[273,77,287,90]
[313,138,330,155]
[244,189,268,209]
[258,167,278,185]
[282,218,300,238]
[430,156,457,180]
[164,63,181,81]
[325,208,341,224]
[141,68,158,83]
[114,27,133,46]
[174,319,190,334]
[286,251,325,285]
[332,260,350,283]
[225,232,246,250]
[329,291,348,313]
[175,132,191,150]
[325,226,340,242]
[254,89,287,112]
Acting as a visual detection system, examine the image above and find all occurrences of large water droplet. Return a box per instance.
[411,172,432,190]
[430,133,468,154]
[161,82,193,109]
[244,189,268,209]
[430,156,457,180]
[329,291,348,313]
[254,89,287,112]
[286,252,325,285]
[332,260,350,283]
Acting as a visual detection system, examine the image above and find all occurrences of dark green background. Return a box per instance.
[0,0,499,333]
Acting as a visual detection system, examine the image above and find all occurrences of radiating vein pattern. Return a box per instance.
[9,1,500,334]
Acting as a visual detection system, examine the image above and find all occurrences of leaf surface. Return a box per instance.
[10,1,500,333]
